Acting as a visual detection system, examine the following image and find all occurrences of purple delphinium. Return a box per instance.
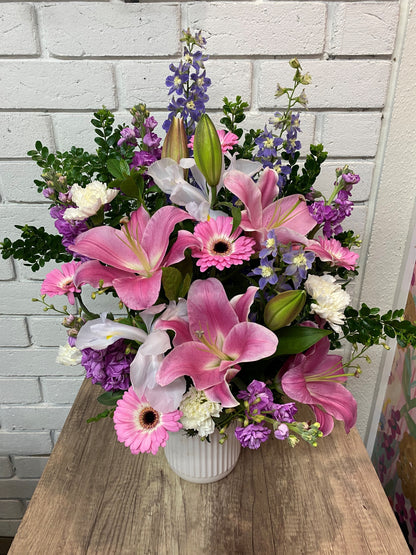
[50,206,89,258]
[259,230,278,259]
[163,30,210,137]
[255,127,283,161]
[282,247,315,288]
[235,423,271,449]
[81,339,134,392]
[251,257,278,290]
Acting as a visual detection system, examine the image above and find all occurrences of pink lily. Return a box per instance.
[71,205,198,310]
[157,278,278,407]
[278,335,357,435]
[224,168,316,247]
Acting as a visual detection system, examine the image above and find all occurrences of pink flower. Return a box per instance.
[71,206,198,310]
[224,168,316,248]
[306,237,359,270]
[40,261,82,305]
[157,278,278,407]
[191,216,255,272]
[113,386,182,455]
[188,129,239,153]
[279,335,357,436]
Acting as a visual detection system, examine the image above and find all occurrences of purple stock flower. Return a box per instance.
[237,380,274,412]
[81,339,133,392]
[50,206,89,258]
[342,173,360,185]
[143,131,161,149]
[130,150,160,170]
[274,423,289,440]
[145,116,158,131]
[272,402,297,423]
[235,423,271,449]
[117,127,138,147]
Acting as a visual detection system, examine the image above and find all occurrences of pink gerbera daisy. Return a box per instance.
[113,387,182,455]
[40,261,82,305]
[191,216,256,272]
[306,237,359,270]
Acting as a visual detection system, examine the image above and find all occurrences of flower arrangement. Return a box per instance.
[2,29,416,456]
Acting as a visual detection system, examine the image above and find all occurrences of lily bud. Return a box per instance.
[264,290,306,331]
[193,114,222,188]
[161,116,189,164]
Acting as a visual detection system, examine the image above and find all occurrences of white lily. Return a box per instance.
[76,311,186,412]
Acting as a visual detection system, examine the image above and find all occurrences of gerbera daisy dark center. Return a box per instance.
[213,240,230,254]
[138,407,160,429]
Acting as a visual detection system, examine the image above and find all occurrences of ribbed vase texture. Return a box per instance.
[164,425,241,483]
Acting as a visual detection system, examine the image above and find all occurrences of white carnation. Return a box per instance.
[305,274,350,334]
[63,181,119,221]
[56,343,82,366]
[179,387,222,437]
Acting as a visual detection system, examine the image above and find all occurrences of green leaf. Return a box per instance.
[87,408,115,423]
[120,158,131,177]
[275,326,332,355]
[97,390,124,406]
[107,158,124,179]
[162,267,183,301]
[231,206,242,234]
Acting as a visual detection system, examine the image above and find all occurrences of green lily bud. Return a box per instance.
[161,116,189,164]
[193,114,222,188]
[264,290,306,331]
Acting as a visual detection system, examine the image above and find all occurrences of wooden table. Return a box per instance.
[9,379,409,554]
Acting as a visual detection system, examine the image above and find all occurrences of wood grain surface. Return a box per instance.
[9,379,410,555]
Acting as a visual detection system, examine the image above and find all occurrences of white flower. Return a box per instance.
[63,181,119,221]
[56,343,82,366]
[179,387,222,437]
[305,274,350,333]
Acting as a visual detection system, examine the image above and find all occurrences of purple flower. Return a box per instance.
[81,339,133,392]
[251,257,278,290]
[166,64,188,95]
[235,423,271,449]
[143,131,161,149]
[259,230,278,259]
[342,173,360,185]
[237,380,274,412]
[272,402,297,423]
[43,187,54,199]
[282,247,315,288]
[117,127,138,147]
[255,127,283,159]
[285,128,301,155]
[50,206,89,258]
[130,150,160,170]
[274,423,289,440]
[145,116,158,131]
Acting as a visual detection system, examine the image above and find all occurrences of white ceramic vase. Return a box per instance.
[164,425,241,483]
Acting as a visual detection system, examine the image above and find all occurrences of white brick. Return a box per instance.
[0,457,13,479]
[29,317,67,347]
[0,162,47,204]
[0,282,68,315]
[118,60,252,110]
[186,2,326,55]
[41,3,180,57]
[258,61,391,109]
[51,430,61,447]
[0,405,71,431]
[13,456,49,479]
[329,2,400,56]
[41,377,83,404]
[0,349,84,377]
[0,204,54,244]
[314,161,374,203]
[346,204,368,238]
[0,114,53,158]
[0,3,39,56]
[0,318,30,348]
[321,113,382,158]
[0,519,21,537]
[0,61,116,110]
[0,432,52,456]
[0,478,38,499]
[0,500,25,519]
[16,259,60,282]
[0,379,41,404]
[0,259,15,281]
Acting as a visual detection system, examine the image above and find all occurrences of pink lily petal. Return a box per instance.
[308,382,357,434]
[155,318,192,346]
[263,194,316,235]
[204,380,239,408]
[163,229,201,268]
[274,228,314,247]
[141,206,192,269]
[126,205,150,243]
[223,322,278,363]
[187,278,239,344]
[230,286,258,322]
[74,260,132,288]
[257,167,279,208]
[224,170,263,231]
[312,406,335,436]
[112,270,162,311]
[156,342,224,390]
[71,226,147,273]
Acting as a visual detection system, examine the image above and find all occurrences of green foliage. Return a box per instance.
[220,96,261,160]
[97,390,125,406]
[275,326,332,355]
[87,408,116,423]
[342,304,416,349]
[1,226,72,272]
[282,144,328,197]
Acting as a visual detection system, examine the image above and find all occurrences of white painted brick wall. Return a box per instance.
[0,0,402,534]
